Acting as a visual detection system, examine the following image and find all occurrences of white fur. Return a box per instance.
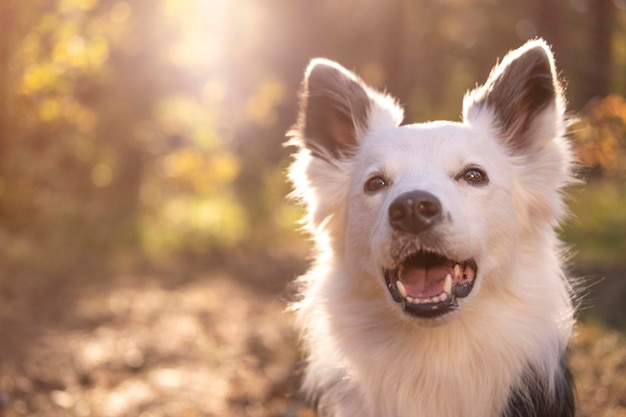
[288,40,575,417]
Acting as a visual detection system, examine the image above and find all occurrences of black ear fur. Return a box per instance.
[291,59,371,160]
[464,39,564,152]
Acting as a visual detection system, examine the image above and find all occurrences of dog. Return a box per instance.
[287,39,576,417]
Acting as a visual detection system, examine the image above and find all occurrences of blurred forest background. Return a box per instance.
[0,0,625,416]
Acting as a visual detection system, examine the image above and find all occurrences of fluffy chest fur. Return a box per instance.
[299,257,571,417]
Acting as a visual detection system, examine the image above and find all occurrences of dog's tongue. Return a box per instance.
[401,266,448,298]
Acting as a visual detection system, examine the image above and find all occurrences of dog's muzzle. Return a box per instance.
[383,191,477,319]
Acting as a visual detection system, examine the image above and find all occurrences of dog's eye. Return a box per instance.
[364,176,388,193]
[460,168,488,185]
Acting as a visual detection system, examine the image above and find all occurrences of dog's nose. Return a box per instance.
[388,190,442,234]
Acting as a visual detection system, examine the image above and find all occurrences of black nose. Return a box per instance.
[388,190,442,234]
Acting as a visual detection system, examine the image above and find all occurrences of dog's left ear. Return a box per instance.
[465,39,575,228]
[463,39,565,153]
[289,59,404,160]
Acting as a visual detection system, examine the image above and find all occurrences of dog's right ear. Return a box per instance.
[289,59,403,160]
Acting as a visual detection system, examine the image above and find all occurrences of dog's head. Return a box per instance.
[288,40,574,323]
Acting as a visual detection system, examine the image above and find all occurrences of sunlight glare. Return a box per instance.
[163,0,232,70]
[110,1,132,23]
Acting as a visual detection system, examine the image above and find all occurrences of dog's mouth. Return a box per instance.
[384,251,477,319]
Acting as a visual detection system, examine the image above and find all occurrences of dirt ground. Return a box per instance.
[0,261,624,417]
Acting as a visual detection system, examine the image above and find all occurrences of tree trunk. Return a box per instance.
[0,0,16,218]
[582,0,613,102]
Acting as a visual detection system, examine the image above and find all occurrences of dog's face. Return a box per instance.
[345,122,517,320]
[289,40,573,323]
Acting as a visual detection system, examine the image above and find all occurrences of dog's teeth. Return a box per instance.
[396,281,408,298]
[444,274,452,294]
[463,263,475,280]
[454,264,461,278]
[439,292,448,301]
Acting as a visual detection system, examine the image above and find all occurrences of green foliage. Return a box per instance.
[562,181,626,266]
[564,95,626,266]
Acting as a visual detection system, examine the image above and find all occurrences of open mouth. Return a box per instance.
[384,251,477,319]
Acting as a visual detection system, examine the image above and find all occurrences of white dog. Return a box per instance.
[287,39,576,417]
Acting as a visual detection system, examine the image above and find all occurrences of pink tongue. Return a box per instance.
[401,266,448,298]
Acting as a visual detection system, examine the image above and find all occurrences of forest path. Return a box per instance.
[0,267,623,417]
